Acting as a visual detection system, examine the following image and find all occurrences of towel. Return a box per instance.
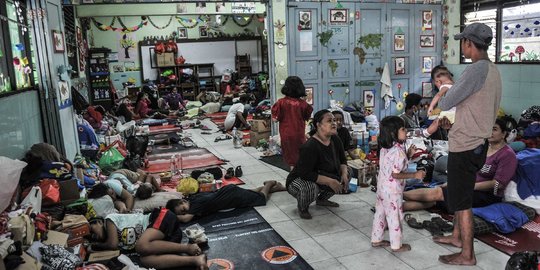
[380,62,393,109]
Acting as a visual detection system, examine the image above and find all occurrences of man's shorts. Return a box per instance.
[149,208,182,241]
[446,141,488,212]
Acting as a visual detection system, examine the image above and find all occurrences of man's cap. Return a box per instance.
[454,23,493,46]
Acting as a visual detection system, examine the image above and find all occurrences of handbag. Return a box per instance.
[103,140,128,158]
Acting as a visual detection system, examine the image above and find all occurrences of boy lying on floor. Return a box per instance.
[166,181,286,223]
[89,209,208,269]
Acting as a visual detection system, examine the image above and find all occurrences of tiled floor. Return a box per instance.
[186,118,509,270]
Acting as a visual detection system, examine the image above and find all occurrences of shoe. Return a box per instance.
[225,167,234,179]
[234,166,243,177]
[404,214,424,229]
[431,217,453,232]
[316,200,339,207]
[298,208,312,219]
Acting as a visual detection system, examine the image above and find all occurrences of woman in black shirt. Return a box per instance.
[286,110,349,219]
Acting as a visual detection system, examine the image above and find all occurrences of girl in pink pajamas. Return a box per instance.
[371,116,425,252]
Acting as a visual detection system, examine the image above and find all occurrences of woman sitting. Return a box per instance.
[166,181,286,223]
[134,92,154,119]
[403,119,518,212]
[89,209,207,269]
[286,109,349,219]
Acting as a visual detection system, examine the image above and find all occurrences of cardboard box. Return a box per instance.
[88,250,120,262]
[249,131,271,146]
[43,230,69,247]
[156,52,175,67]
[250,119,271,132]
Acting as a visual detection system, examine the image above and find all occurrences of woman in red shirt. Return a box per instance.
[271,76,313,170]
[135,92,153,118]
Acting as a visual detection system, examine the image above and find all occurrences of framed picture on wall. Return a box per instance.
[422,10,433,30]
[394,57,405,75]
[199,26,208,38]
[422,56,433,73]
[420,35,434,47]
[178,28,188,39]
[299,10,312,30]
[422,82,433,97]
[305,87,314,105]
[329,9,348,25]
[394,34,405,51]
[52,30,65,53]
[363,90,375,107]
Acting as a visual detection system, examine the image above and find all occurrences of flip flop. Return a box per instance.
[431,217,453,232]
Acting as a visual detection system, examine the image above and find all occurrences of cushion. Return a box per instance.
[133,192,183,212]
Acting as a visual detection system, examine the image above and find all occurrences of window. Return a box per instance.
[500,3,540,62]
[461,0,540,64]
[0,0,35,95]
[463,9,497,62]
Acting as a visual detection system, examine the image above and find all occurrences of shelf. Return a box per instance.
[90,72,110,76]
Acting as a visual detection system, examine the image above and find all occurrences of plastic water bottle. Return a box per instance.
[232,127,242,148]
[268,136,276,153]
[170,154,177,175]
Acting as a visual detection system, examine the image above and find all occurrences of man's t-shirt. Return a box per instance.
[224,103,245,130]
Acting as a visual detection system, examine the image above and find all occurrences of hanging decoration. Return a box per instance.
[232,15,253,27]
[328,60,338,76]
[147,16,174,30]
[357,34,383,50]
[176,16,207,29]
[92,17,147,32]
[317,30,334,47]
[274,20,286,46]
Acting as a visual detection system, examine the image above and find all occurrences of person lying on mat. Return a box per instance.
[223,94,251,131]
[88,176,155,213]
[166,181,286,223]
[89,210,208,269]
[286,110,350,220]
[403,119,517,212]
[111,168,164,193]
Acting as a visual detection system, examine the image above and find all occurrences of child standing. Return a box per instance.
[371,116,425,252]
[271,76,313,170]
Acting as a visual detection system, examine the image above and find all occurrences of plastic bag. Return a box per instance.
[176,177,199,194]
[99,147,125,175]
[21,186,42,214]
[0,157,27,213]
[39,179,61,206]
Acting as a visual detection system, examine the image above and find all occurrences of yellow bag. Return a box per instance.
[176,177,199,194]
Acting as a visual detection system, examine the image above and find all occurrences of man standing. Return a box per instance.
[434,23,501,265]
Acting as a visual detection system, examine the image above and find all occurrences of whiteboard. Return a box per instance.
[141,39,261,81]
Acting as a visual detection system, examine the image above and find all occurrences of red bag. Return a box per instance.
[102,140,128,158]
[39,179,60,206]
[154,42,165,54]
[34,212,51,239]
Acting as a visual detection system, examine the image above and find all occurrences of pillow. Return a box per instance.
[134,192,183,212]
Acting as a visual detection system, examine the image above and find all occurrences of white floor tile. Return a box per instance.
[311,258,348,270]
[476,249,510,270]
[313,229,372,257]
[254,201,290,223]
[288,237,333,263]
[292,213,352,236]
[338,249,414,270]
[270,220,310,242]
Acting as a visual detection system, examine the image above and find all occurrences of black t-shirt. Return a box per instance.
[337,127,353,151]
[286,135,346,186]
[187,185,266,217]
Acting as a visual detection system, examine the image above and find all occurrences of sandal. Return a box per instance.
[234,166,243,177]
[225,167,234,179]
[404,214,424,229]
[371,186,377,193]
[214,134,232,142]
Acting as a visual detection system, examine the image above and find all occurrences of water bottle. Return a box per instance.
[268,136,275,153]
[170,154,177,175]
[176,154,183,175]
